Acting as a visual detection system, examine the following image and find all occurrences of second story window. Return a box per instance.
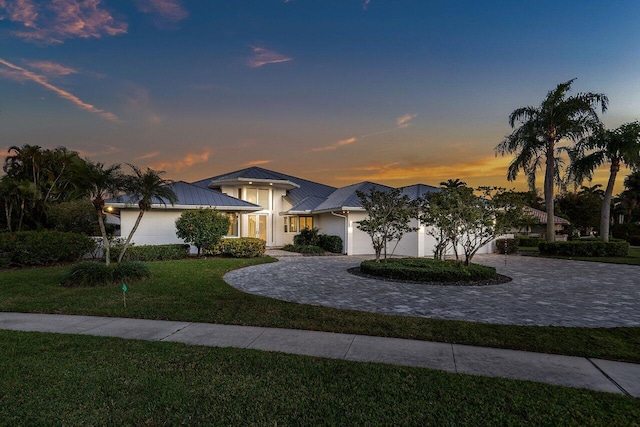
[244,188,270,209]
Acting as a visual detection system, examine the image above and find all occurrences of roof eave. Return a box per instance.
[209,177,300,190]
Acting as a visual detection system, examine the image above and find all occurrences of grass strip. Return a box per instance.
[1,257,639,363]
[1,331,638,425]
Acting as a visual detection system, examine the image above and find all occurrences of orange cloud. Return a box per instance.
[0,58,119,122]
[242,159,272,167]
[149,149,211,172]
[137,151,160,160]
[312,136,358,152]
[2,0,127,44]
[248,46,293,68]
[75,145,120,158]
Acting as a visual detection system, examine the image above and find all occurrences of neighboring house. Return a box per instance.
[517,206,571,239]
[106,166,497,256]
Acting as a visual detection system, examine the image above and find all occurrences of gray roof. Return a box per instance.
[287,196,327,214]
[311,181,395,213]
[192,167,336,207]
[108,181,260,210]
[400,183,440,199]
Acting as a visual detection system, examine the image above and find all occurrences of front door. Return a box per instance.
[248,214,267,242]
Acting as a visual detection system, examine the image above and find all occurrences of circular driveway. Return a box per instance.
[224,254,640,327]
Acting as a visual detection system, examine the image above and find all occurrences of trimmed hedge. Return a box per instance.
[111,244,190,262]
[360,258,497,283]
[0,231,96,267]
[60,261,150,287]
[538,240,630,257]
[205,238,266,258]
[283,244,325,254]
[496,238,517,254]
[516,236,543,247]
[318,234,343,254]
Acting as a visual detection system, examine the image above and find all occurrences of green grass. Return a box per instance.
[1,257,640,363]
[1,331,638,425]
[521,246,640,265]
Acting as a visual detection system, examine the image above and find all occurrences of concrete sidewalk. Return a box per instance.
[1,312,638,398]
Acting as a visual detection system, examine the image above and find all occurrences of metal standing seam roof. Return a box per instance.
[311,181,396,213]
[400,183,440,199]
[523,206,570,225]
[191,166,337,207]
[107,181,261,210]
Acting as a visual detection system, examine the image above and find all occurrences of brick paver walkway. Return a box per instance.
[225,254,640,327]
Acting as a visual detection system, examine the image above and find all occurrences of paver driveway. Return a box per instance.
[224,254,640,327]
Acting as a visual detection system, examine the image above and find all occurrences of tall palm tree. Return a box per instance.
[495,79,608,241]
[75,161,124,266]
[117,165,178,263]
[440,178,467,189]
[568,122,640,241]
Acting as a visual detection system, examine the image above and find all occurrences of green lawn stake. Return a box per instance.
[122,283,127,307]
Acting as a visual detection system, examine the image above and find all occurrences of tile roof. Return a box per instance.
[523,207,570,225]
[108,181,260,210]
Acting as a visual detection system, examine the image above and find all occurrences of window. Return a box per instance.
[244,188,270,209]
[299,216,313,230]
[226,213,239,237]
[288,217,297,233]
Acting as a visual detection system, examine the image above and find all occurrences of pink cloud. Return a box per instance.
[24,60,78,77]
[1,0,127,45]
[0,57,119,122]
[312,136,359,152]
[137,151,160,160]
[242,159,272,167]
[134,0,188,24]
[248,46,293,68]
[150,149,211,172]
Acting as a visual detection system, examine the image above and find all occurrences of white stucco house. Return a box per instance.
[106,166,498,256]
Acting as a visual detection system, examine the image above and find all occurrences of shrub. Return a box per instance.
[0,231,96,267]
[539,240,630,257]
[283,244,325,255]
[60,261,150,287]
[611,223,640,246]
[495,238,517,254]
[360,258,496,282]
[205,238,266,258]
[516,236,543,247]
[111,244,190,262]
[294,227,320,246]
[318,234,343,253]
[46,199,100,235]
[175,209,230,255]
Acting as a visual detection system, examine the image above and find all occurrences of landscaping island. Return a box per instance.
[353,258,512,286]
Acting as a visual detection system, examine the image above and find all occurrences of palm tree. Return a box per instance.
[117,165,178,263]
[620,170,640,222]
[495,79,608,241]
[75,161,124,266]
[440,178,467,189]
[568,122,640,241]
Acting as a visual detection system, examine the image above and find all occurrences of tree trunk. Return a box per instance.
[544,141,556,242]
[4,202,12,232]
[97,209,110,266]
[118,210,145,263]
[600,160,619,243]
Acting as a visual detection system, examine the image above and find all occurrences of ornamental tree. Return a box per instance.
[356,187,417,262]
[175,209,230,256]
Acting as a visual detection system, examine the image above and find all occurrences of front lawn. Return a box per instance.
[1,331,637,425]
[1,258,639,362]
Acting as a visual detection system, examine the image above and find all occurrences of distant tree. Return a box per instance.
[356,187,417,262]
[495,79,608,242]
[117,165,178,263]
[175,209,230,256]
[555,186,603,235]
[46,199,98,235]
[619,171,640,223]
[568,121,640,241]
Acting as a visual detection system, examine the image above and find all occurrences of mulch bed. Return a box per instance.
[347,267,512,287]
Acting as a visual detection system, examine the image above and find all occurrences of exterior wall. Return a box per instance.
[315,213,347,253]
[120,209,184,246]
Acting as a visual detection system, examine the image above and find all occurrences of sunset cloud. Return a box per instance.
[24,60,78,77]
[1,0,127,44]
[247,46,293,68]
[396,113,417,128]
[312,136,359,152]
[149,149,211,172]
[134,0,188,26]
[0,58,119,122]
[242,159,272,167]
[137,151,160,160]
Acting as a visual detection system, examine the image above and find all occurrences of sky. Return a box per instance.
[1,0,639,194]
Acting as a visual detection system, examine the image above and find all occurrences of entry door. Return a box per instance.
[248,214,268,241]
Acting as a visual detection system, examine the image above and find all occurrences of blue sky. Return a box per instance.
[1,0,639,192]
